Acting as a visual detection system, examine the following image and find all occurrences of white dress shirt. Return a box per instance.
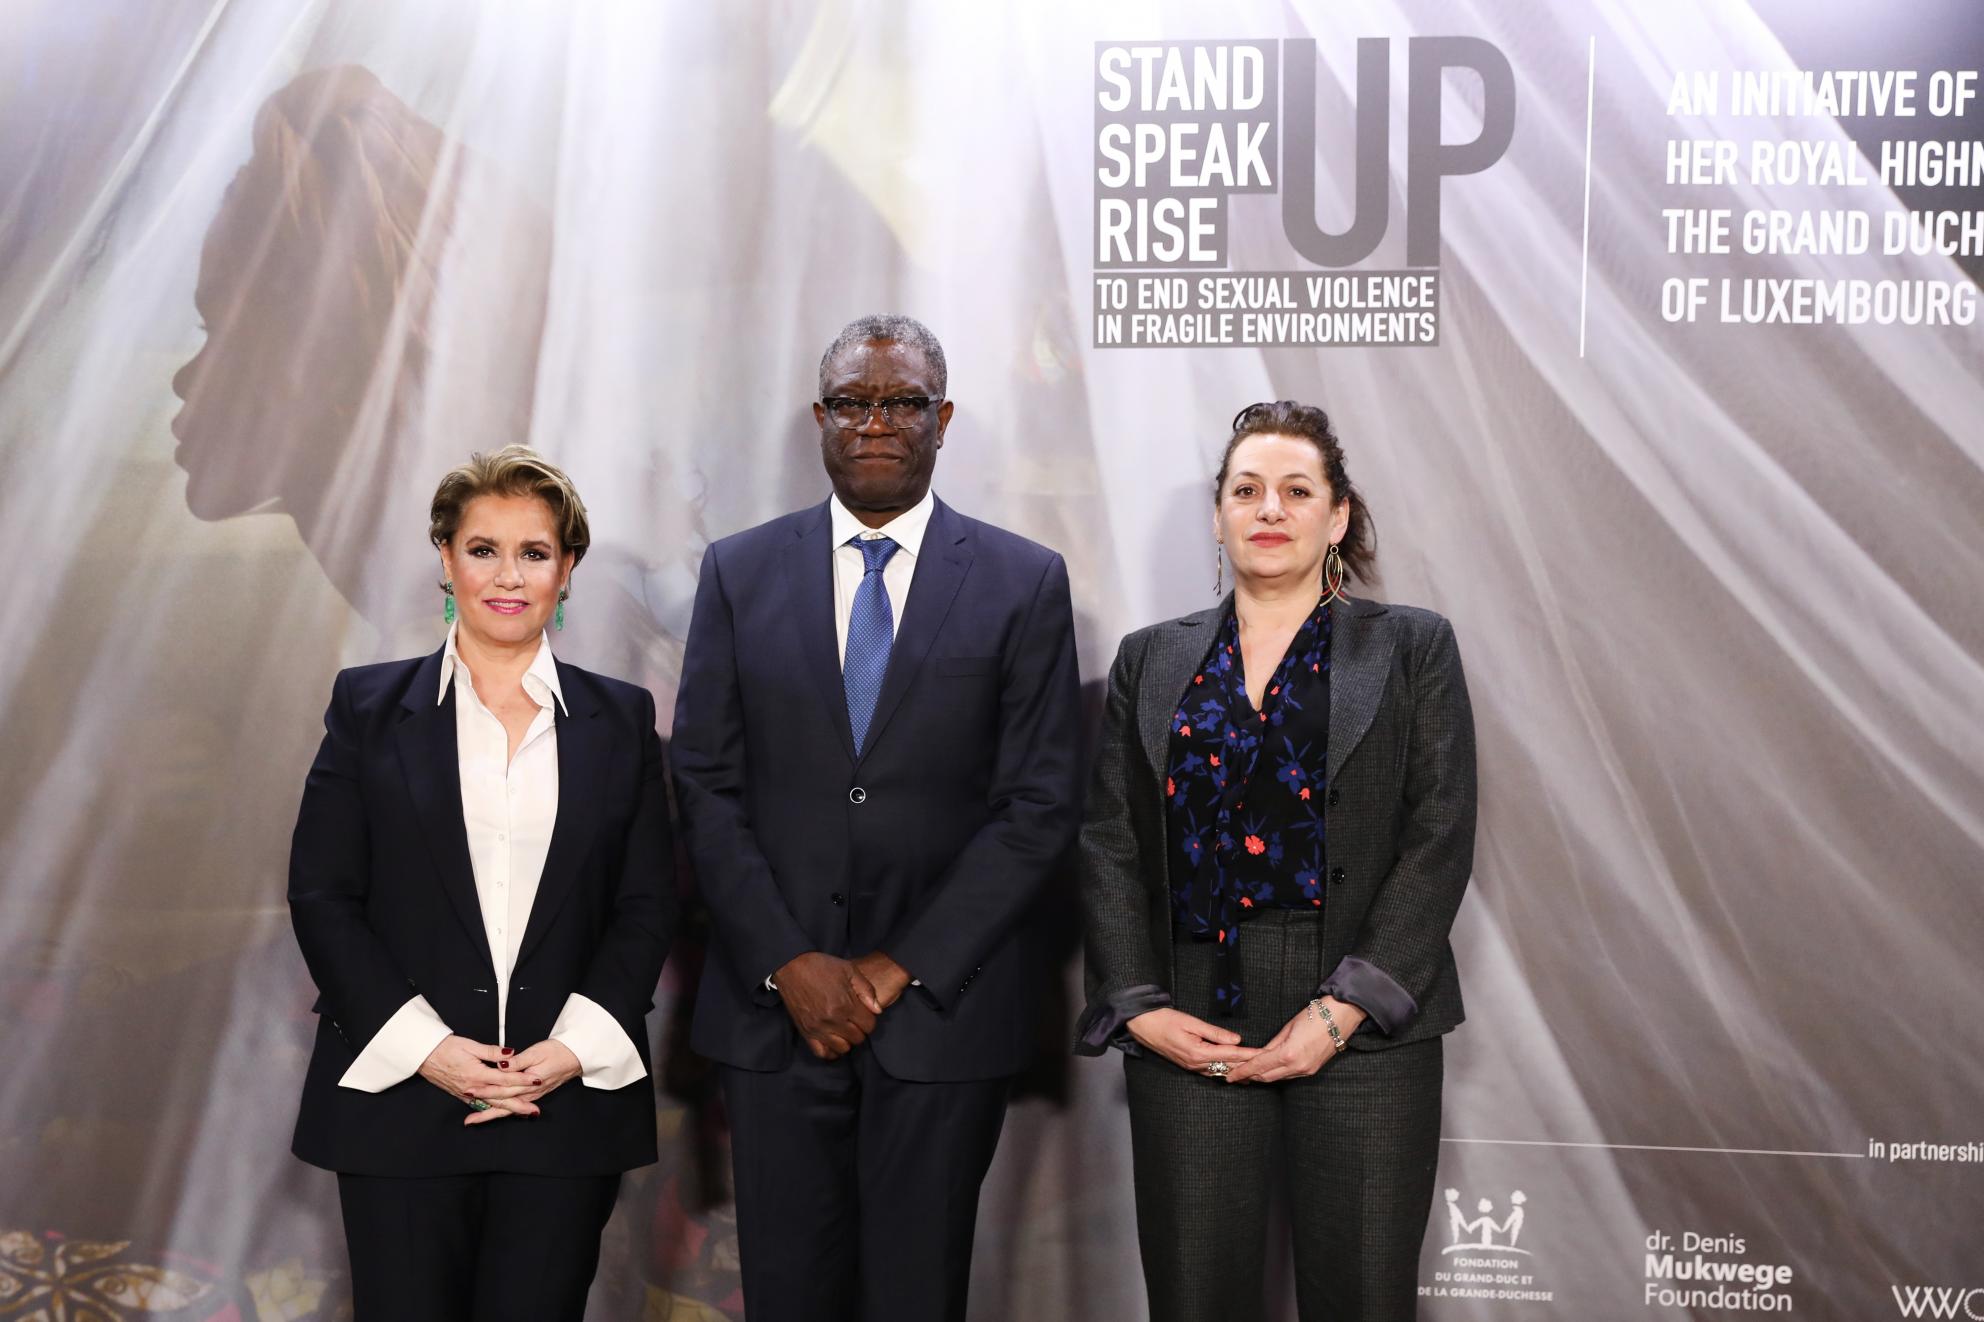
[338,625,644,1092]
[829,489,934,667]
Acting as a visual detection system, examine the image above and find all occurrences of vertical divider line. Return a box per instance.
[1580,35,1596,358]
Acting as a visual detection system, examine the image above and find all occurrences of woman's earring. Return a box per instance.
[1321,543,1345,606]
[441,580,455,624]
[555,585,569,631]
[1214,544,1225,597]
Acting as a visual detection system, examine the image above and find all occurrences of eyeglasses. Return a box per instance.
[821,396,941,430]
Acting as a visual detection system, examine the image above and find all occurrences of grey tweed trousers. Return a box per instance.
[1126,910,1443,1322]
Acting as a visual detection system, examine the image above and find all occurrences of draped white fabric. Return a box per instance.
[2,1,1979,1317]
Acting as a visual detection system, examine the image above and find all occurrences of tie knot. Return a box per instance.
[852,535,899,574]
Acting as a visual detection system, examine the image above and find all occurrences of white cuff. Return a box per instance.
[549,993,647,1090]
[337,996,453,1092]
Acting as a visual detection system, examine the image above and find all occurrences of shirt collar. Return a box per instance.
[829,488,935,559]
[438,621,568,715]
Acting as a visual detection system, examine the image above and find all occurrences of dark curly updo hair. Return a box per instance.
[1213,400,1376,583]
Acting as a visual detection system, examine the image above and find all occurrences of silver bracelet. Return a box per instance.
[1308,998,1347,1055]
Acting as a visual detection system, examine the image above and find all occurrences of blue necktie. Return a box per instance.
[844,534,899,756]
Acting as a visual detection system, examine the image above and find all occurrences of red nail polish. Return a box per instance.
[502,1047,514,1056]
[499,1060,510,1069]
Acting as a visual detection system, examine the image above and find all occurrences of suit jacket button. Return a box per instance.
[1329,866,1346,884]
[849,787,867,804]
[1326,787,1341,807]
[830,892,845,906]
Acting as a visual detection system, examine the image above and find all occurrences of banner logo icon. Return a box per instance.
[1892,1285,1984,1319]
[1440,1187,1532,1255]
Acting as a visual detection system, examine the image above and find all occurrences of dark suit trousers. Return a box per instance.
[1126,910,1444,1322]
[721,1048,1011,1322]
[337,1170,621,1322]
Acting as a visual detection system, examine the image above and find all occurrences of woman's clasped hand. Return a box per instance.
[1128,996,1366,1083]
[1125,1007,1259,1075]
[416,1033,583,1124]
[1224,997,1366,1085]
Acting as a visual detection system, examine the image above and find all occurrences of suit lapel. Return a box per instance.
[1136,602,1223,784]
[1134,602,1221,906]
[786,502,857,761]
[857,497,972,762]
[396,650,497,982]
[1327,596,1396,783]
[516,662,605,967]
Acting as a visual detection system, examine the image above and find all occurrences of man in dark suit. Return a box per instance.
[671,315,1082,1321]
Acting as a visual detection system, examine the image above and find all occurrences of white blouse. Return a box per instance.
[338,626,643,1092]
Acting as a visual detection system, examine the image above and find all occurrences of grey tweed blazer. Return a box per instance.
[1076,594,1477,1051]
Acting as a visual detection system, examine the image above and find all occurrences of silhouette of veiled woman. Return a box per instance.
[171,65,551,636]
[171,64,702,692]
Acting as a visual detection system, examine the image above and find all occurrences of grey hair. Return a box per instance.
[817,314,948,399]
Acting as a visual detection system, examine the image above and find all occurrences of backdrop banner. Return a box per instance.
[3,2,1980,1319]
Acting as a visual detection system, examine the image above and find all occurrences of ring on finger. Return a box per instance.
[466,1097,492,1112]
[1204,1061,1231,1078]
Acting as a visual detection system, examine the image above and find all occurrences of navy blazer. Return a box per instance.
[671,497,1082,1082]
[288,649,674,1177]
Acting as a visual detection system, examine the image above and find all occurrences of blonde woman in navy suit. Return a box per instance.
[289,446,674,1321]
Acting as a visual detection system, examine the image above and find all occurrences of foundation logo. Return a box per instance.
[1642,1230,1796,1313]
[1421,1187,1553,1304]
[1893,1285,1984,1319]
[1090,37,1516,348]
[1442,1188,1532,1254]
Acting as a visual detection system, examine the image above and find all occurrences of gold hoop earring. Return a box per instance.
[1214,543,1225,596]
[1320,543,1345,605]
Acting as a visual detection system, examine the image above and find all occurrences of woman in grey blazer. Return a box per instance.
[1076,401,1476,1322]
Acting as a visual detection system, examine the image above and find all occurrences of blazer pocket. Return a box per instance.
[936,655,1000,677]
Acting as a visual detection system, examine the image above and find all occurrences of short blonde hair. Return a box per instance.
[428,445,591,565]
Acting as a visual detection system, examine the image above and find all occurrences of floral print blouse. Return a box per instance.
[1164,600,1333,1016]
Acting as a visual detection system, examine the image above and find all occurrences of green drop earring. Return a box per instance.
[441,580,456,624]
[555,585,569,631]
